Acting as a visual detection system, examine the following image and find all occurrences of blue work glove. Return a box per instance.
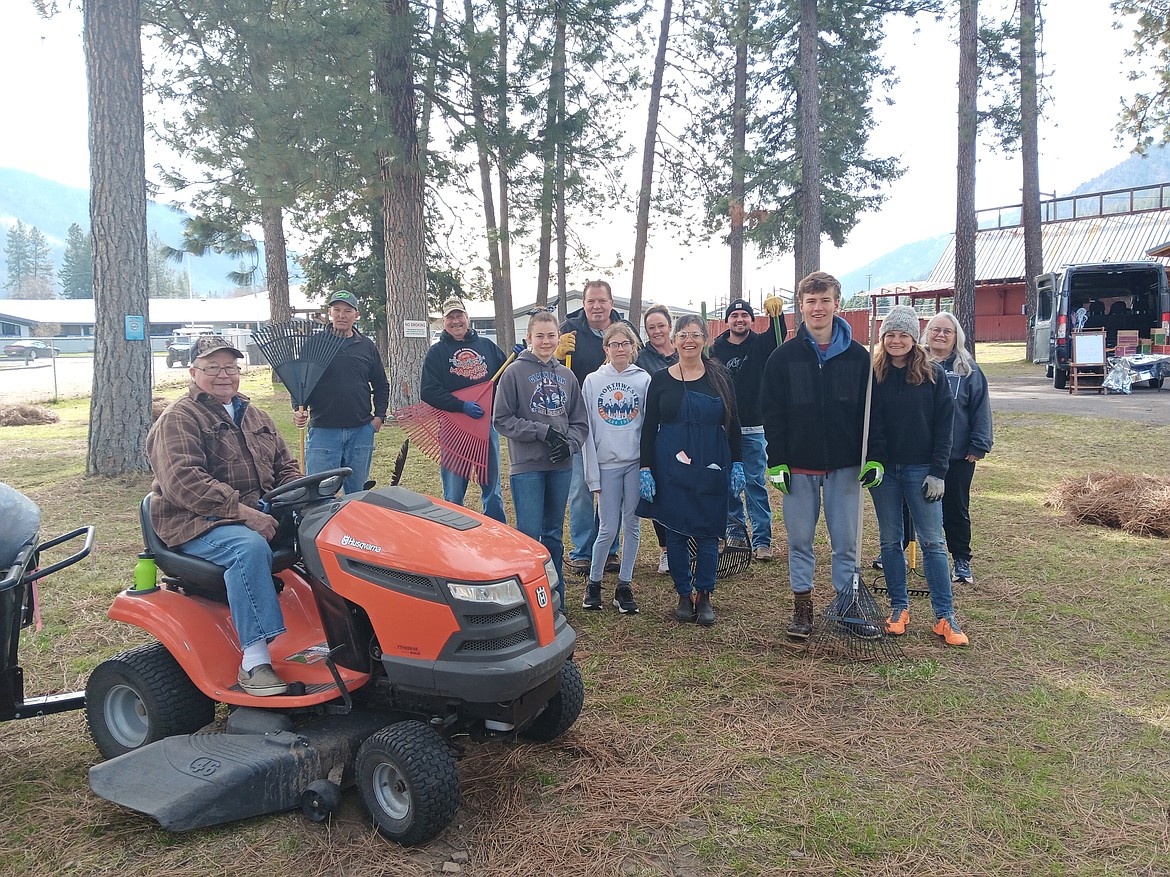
[766,464,791,494]
[858,461,884,490]
[922,475,945,502]
[461,400,484,419]
[639,469,656,502]
[512,341,526,356]
[730,461,746,495]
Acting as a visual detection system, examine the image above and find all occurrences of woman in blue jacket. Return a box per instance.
[923,312,993,586]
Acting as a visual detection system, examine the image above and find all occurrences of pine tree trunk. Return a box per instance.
[495,0,515,349]
[536,4,565,309]
[797,0,822,279]
[954,0,978,350]
[1021,0,1042,361]
[463,0,507,339]
[419,0,445,158]
[260,199,291,324]
[377,0,428,411]
[728,0,749,301]
[630,0,672,326]
[85,0,152,477]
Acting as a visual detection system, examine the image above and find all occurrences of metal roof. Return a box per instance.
[928,211,1170,284]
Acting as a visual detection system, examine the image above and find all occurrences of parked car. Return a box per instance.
[165,327,215,368]
[3,340,61,362]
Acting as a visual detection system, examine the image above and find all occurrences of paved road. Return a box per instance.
[988,370,1168,424]
[0,356,202,404]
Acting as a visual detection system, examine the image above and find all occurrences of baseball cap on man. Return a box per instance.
[725,299,754,321]
[442,297,468,317]
[192,336,243,360]
[326,289,360,312]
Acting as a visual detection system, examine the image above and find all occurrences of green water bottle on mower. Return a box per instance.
[133,551,157,590]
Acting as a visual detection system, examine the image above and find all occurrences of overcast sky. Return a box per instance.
[0,2,1145,308]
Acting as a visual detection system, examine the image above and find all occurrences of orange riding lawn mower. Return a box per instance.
[2,468,581,845]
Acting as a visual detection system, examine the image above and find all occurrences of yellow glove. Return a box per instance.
[554,331,576,361]
[763,295,784,317]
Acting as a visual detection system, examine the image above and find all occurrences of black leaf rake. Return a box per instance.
[252,319,348,469]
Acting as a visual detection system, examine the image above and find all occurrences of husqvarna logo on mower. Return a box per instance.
[536,586,549,608]
[341,534,382,553]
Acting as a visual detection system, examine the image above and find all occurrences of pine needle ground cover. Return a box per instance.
[1,371,1167,877]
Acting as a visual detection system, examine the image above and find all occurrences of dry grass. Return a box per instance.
[0,403,60,427]
[1,372,1169,876]
[1047,473,1170,538]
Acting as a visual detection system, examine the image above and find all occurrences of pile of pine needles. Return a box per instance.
[1047,472,1170,538]
[0,403,59,427]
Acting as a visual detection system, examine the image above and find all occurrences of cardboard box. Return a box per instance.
[1117,330,1140,345]
[1153,329,1168,345]
[1115,345,1138,356]
[1153,344,1170,355]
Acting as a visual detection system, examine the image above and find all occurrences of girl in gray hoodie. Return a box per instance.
[581,323,652,614]
[494,311,589,605]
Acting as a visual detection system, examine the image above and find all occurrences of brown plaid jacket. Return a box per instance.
[146,385,302,546]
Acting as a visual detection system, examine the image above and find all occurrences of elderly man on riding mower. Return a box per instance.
[147,336,303,697]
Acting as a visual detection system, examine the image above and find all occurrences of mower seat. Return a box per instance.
[140,495,296,598]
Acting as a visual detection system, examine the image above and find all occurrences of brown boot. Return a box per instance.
[787,592,813,640]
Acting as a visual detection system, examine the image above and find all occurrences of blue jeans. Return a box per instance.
[665,529,718,596]
[305,422,376,494]
[727,430,771,547]
[440,427,506,523]
[567,452,619,563]
[180,524,285,650]
[510,468,572,605]
[782,467,861,599]
[871,464,955,620]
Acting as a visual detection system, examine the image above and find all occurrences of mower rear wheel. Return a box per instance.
[518,659,584,743]
[355,721,460,846]
[301,779,342,823]
[86,642,215,760]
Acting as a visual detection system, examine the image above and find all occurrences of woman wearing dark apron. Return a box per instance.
[637,315,743,626]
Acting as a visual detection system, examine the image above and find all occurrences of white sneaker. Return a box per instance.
[657,551,669,574]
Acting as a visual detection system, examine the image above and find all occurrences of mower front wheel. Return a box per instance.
[86,642,215,760]
[519,659,584,743]
[356,721,460,846]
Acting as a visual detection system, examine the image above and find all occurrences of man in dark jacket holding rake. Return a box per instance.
[420,297,508,523]
[293,290,389,494]
[761,272,886,640]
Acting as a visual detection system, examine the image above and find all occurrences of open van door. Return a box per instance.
[1032,273,1057,363]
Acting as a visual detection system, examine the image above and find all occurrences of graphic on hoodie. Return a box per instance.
[595,381,641,427]
[529,370,569,417]
[448,347,489,381]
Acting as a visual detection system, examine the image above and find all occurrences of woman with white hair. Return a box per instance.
[923,312,993,586]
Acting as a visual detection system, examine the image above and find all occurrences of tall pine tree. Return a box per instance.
[60,223,95,299]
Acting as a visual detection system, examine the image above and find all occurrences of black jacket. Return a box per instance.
[711,316,785,427]
[304,331,389,428]
[761,319,885,471]
[559,307,638,387]
[420,328,507,412]
[871,361,954,479]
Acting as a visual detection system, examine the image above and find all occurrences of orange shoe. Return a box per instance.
[885,608,910,636]
[932,616,969,647]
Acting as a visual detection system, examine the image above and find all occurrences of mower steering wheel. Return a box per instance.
[262,468,351,511]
